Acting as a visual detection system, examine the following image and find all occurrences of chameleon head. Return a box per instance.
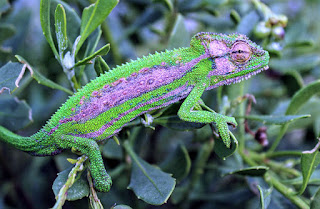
[191,32,270,89]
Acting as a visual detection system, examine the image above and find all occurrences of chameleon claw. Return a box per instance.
[215,115,237,148]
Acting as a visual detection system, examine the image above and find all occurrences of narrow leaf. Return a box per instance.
[286,80,320,115]
[76,0,118,54]
[124,141,175,205]
[270,80,320,152]
[298,140,320,195]
[80,4,95,35]
[111,205,132,209]
[225,166,269,176]
[40,0,59,58]
[75,43,110,67]
[55,4,68,54]
[257,185,273,209]
[241,114,311,125]
[51,0,81,45]
[112,205,133,209]
[94,56,110,76]
[168,14,189,50]
[15,55,73,95]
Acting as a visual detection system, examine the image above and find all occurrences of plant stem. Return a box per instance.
[266,150,302,158]
[52,155,87,209]
[238,83,246,152]
[264,172,309,209]
[239,150,309,209]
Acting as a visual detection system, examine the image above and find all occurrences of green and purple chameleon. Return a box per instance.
[0,32,269,192]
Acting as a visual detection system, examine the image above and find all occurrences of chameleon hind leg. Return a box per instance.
[58,135,112,192]
[177,81,237,148]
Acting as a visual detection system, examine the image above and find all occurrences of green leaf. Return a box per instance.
[0,92,32,131]
[153,115,205,131]
[160,143,191,182]
[76,0,118,54]
[124,141,175,205]
[75,43,110,67]
[15,55,73,95]
[213,132,238,159]
[51,0,81,45]
[168,14,189,50]
[269,80,320,152]
[311,186,320,209]
[0,62,25,94]
[55,4,68,54]
[80,4,95,36]
[257,185,273,209]
[0,24,15,44]
[40,0,59,58]
[286,80,320,115]
[112,205,132,209]
[225,166,269,176]
[298,140,320,195]
[269,54,320,73]
[94,56,110,76]
[52,167,89,201]
[241,114,311,125]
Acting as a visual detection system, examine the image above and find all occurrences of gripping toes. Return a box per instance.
[215,115,237,148]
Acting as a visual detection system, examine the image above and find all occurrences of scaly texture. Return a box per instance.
[0,32,269,192]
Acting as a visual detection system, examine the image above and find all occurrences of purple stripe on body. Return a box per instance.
[49,53,209,136]
[71,53,209,122]
[71,84,194,139]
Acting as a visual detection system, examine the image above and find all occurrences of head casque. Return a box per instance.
[190,32,269,89]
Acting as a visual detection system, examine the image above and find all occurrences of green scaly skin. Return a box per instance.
[0,32,269,192]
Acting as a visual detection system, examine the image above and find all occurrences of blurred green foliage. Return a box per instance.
[0,0,320,209]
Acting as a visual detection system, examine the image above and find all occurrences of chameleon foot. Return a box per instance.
[215,115,237,148]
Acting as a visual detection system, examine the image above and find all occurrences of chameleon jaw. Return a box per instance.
[209,65,269,90]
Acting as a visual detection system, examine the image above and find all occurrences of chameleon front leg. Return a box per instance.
[177,80,237,148]
[58,135,112,192]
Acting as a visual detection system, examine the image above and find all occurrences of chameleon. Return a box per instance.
[0,32,269,192]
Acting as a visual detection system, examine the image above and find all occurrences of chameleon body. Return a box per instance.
[0,32,269,192]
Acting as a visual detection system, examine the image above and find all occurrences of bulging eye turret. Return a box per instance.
[231,41,252,63]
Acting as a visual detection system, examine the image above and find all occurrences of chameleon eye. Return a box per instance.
[230,41,252,63]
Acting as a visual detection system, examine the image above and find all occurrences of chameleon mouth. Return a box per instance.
[232,65,269,84]
[209,65,269,89]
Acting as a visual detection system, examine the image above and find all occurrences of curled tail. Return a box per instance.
[0,126,61,156]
